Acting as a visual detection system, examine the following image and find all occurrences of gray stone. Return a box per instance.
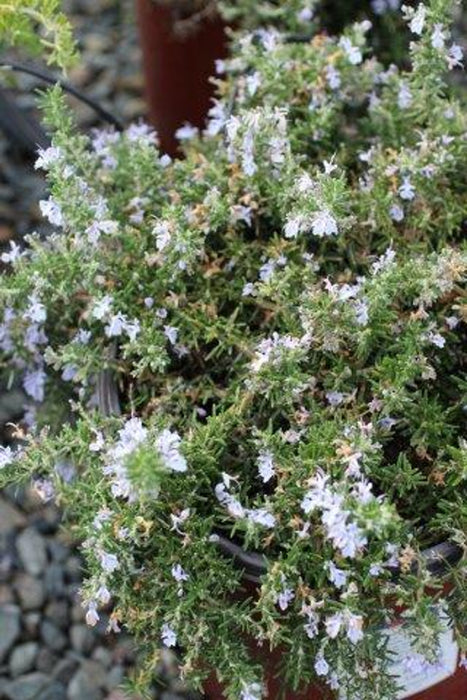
[52,657,79,684]
[44,563,66,597]
[70,624,95,654]
[67,668,104,700]
[0,389,25,424]
[3,672,48,700]
[15,573,46,610]
[23,612,41,637]
[0,605,21,662]
[40,620,67,652]
[64,556,82,583]
[80,660,108,687]
[9,642,38,677]
[47,540,69,564]
[44,600,69,629]
[35,648,59,674]
[91,646,112,669]
[0,582,15,604]
[35,682,67,700]
[70,602,85,623]
[0,497,26,535]
[106,665,124,691]
[16,528,47,576]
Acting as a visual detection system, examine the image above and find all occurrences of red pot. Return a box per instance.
[135,0,227,155]
[203,641,465,700]
[200,548,465,700]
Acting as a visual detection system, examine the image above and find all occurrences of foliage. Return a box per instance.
[0,1,466,699]
[0,0,77,70]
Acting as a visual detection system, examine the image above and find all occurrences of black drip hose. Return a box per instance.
[0,61,124,131]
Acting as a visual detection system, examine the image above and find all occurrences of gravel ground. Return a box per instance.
[0,1,200,699]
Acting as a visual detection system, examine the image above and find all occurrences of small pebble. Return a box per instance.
[16,528,48,576]
[9,642,39,677]
[40,620,68,652]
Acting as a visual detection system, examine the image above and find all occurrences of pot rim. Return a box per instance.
[213,532,463,583]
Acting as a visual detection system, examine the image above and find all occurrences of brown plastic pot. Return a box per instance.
[135,0,227,155]
[206,537,465,700]
[95,379,466,700]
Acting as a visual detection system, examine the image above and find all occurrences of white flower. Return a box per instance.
[314,655,330,676]
[156,429,187,472]
[431,24,446,50]
[123,318,140,342]
[326,391,344,406]
[89,430,105,452]
[61,364,77,382]
[339,37,362,65]
[25,295,47,324]
[247,508,276,529]
[23,368,46,402]
[398,82,412,109]
[311,210,338,237]
[85,602,100,627]
[277,587,295,611]
[447,43,463,70]
[96,585,111,604]
[398,176,415,200]
[240,682,263,700]
[325,64,341,90]
[389,203,404,222]
[164,325,178,345]
[85,219,118,245]
[126,122,158,145]
[117,418,148,453]
[445,316,459,330]
[257,450,275,483]
[426,331,445,348]
[284,216,303,239]
[0,445,15,469]
[325,613,343,638]
[326,561,348,589]
[105,313,127,338]
[298,7,313,23]
[154,221,171,251]
[98,550,120,574]
[159,154,172,167]
[175,123,198,141]
[346,612,364,644]
[91,295,113,321]
[246,71,261,97]
[34,145,62,170]
[170,508,190,534]
[32,479,55,503]
[171,564,189,583]
[409,4,426,35]
[161,623,177,647]
[371,247,396,273]
[75,329,92,345]
[39,197,63,227]
[242,282,256,297]
[353,299,369,326]
[1,241,22,264]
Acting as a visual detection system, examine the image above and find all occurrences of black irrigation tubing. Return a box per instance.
[0,61,124,131]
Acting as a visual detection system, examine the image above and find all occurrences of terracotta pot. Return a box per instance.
[203,538,465,700]
[135,0,227,155]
